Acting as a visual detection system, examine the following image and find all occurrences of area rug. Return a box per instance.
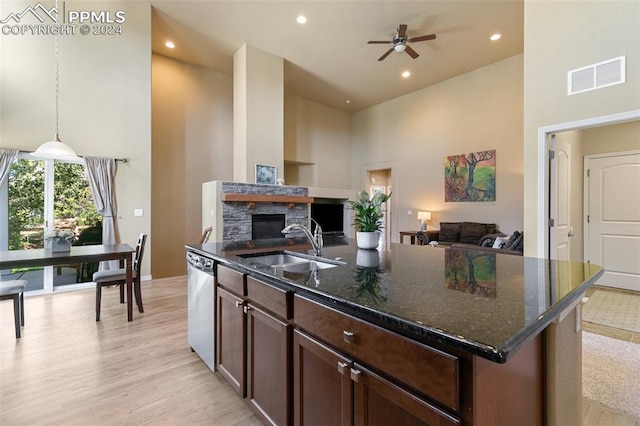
[582,331,640,419]
[582,290,640,333]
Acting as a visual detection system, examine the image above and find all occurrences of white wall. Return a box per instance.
[352,55,524,241]
[0,0,152,275]
[234,44,284,184]
[523,0,640,256]
[284,93,352,189]
[151,54,233,277]
[582,121,640,156]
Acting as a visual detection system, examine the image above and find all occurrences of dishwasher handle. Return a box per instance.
[187,252,214,273]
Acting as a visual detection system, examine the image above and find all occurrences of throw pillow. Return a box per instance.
[459,223,488,245]
[507,232,524,252]
[438,223,461,242]
[492,236,509,249]
[484,223,497,235]
[503,231,522,250]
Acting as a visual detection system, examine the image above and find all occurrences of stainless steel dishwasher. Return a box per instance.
[186,251,215,372]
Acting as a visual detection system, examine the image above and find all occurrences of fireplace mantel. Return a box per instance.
[221,193,314,204]
[204,181,311,241]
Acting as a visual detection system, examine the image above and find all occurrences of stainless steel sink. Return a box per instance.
[239,251,345,272]
[243,253,311,267]
[272,259,338,272]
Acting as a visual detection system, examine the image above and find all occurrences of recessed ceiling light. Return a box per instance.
[490,33,501,41]
[402,71,411,78]
[165,41,175,49]
[296,15,307,24]
[346,100,351,104]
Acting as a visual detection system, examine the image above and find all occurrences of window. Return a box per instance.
[1,154,100,293]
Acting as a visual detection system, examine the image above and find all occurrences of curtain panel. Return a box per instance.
[84,156,119,270]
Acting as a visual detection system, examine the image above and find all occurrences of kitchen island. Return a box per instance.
[186,237,603,425]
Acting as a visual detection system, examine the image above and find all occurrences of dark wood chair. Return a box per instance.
[93,233,147,321]
[200,226,213,243]
[75,225,103,281]
[1,280,27,338]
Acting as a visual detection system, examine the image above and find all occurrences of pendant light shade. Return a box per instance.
[31,134,79,161]
[31,0,79,162]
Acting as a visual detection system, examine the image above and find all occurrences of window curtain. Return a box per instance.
[84,157,118,270]
[0,148,19,187]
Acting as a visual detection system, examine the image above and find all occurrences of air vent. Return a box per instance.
[568,56,625,95]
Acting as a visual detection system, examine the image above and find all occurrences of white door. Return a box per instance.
[585,152,640,291]
[550,135,572,261]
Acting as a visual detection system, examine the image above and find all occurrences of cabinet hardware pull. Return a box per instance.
[343,331,354,344]
[235,301,242,308]
[337,361,348,375]
[350,368,361,383]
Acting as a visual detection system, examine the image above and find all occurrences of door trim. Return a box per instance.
[537,109,640,258]
[362,162,395,243]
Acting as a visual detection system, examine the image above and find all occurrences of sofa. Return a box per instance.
[416,222,523,256]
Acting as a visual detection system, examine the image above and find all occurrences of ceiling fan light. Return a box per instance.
[31,135,80,161]
[394,43,406,52]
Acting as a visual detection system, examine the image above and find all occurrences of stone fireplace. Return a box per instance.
[203,181,311,242]
[252,214,286,240]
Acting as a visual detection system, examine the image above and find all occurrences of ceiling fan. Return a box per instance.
[367,24,436,61]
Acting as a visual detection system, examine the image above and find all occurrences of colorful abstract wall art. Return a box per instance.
[444,149,495,202]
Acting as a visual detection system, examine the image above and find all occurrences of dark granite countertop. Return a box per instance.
[186,237,603,363]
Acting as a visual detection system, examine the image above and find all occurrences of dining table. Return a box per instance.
[0,244,137,321]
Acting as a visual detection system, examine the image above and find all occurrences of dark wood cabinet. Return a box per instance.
[294,295,459,412]
[352,363,459,426]
[216,272,293,425]
[213,268,542,425]
[247,304,291,426]
[216,286,246,397]
[293,329,353,426]
[293,328,458,426]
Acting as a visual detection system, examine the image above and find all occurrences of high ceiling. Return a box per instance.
[150,1,523,112]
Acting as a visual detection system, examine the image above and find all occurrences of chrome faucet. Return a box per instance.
[281,219,323,256]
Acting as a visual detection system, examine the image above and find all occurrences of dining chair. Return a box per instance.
[55,224,103,282]
[200,226,213,243]
[0,280,27,338]
[93,233,147,321]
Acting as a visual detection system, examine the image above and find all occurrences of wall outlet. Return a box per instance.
[407,210,413,215]
[134,209,144,217]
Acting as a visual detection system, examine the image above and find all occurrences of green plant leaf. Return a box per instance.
[348,190,391,232]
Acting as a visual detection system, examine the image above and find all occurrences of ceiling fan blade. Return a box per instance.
[378,48,394,61]
[397,24,408,38]
[409,34,437,43]
[368,40,393,44]
[405,45,419,59]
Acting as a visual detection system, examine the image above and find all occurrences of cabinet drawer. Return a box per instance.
[246,276,291,319]
[216,265,245,296]
[294,296,459,412]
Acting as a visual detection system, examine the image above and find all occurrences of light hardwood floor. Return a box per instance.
[2,278,638,425]
[0,276,260,425]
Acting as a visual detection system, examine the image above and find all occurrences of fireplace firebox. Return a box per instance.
[252,214,286,240]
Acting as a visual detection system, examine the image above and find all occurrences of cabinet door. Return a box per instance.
[216,286,246,397]
[293,330,353,426]
[352,363,459,426]
[247,304,291,426]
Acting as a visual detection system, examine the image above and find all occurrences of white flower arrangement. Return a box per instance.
[45,229,75,242]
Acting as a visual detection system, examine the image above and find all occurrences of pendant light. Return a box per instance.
[31,0,79,162]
